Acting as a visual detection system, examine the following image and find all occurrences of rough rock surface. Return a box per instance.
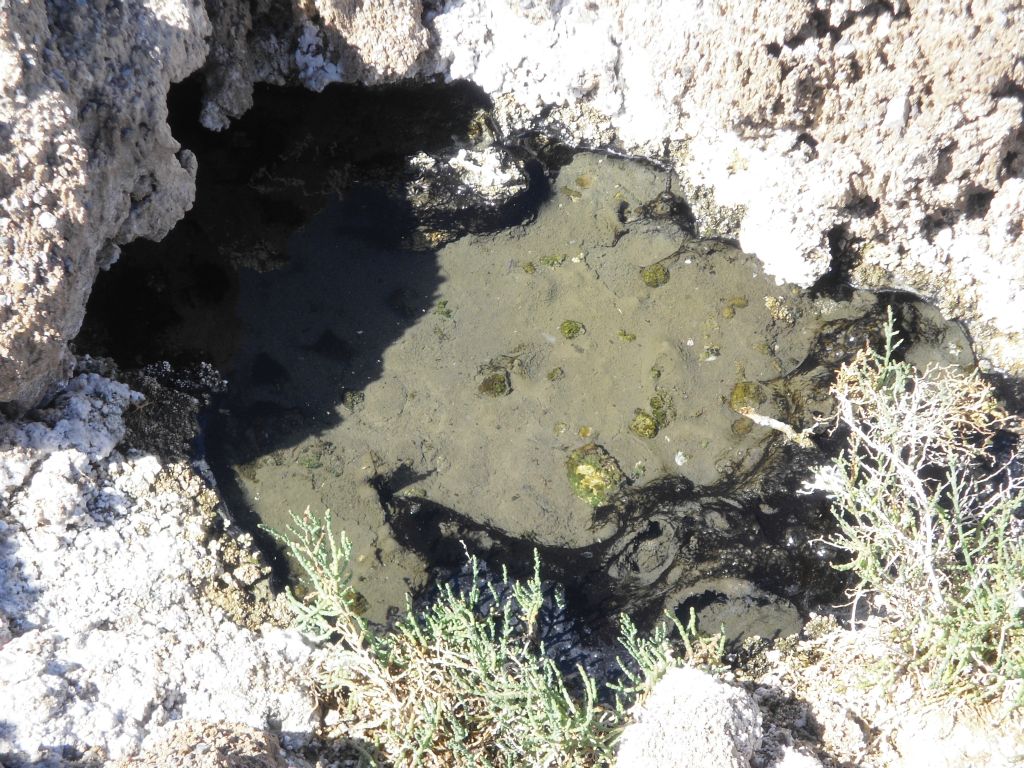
[199,0,430,131]
[4,0,1024,407]
[750,614,1024,768]
[400,145,531,245]
[112,721,310,768]
[0,368,317,765]
[615,666,763,768]
[0,0,210,410]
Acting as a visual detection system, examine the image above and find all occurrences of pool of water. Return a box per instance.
[202,151,973,629]
[78,80,976,636]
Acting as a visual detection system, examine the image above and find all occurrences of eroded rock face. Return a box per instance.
[199,0,431,130]
[0,0,211,410]
[0,363,317,764]
[3,1,1023,406]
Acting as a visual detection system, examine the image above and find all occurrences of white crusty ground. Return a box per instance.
[0,373,317,766]
[615,666,764,768]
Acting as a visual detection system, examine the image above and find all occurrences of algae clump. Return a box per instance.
[342,390,365,412]
[640,263,670,288]
[565,443,625,506]
[729,380,768,413]
[560,320,586,339]
[721,296,749,319]
[629,410,659,439]
[540,253,567,268]
[433,300,453,319]
[649,391,675,428]
[478,371,512,397]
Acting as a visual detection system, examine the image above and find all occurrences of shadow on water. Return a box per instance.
[78,77,495,373]
[200,187,443,542]
[77,72,970,641]
[383,464,844,639]
[76,75,554,573]
[75,72,858,636]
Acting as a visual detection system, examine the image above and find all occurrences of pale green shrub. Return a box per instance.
[273,508,723,767]
[807,311,1024,701]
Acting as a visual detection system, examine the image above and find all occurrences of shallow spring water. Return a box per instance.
[81,81,975,636]
[201,154,972,630]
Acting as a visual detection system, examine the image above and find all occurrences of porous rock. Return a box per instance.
[616,666,763,768]
[401,146,530,244]
[199,0,430,130]
[1,0,435,410]
[0,370,317,764]
[0,0,210,410]
[113,721,308,768]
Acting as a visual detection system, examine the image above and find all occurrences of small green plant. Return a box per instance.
[271,509,722,767]
[615,610,727,695]
[807,310,1024,703]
